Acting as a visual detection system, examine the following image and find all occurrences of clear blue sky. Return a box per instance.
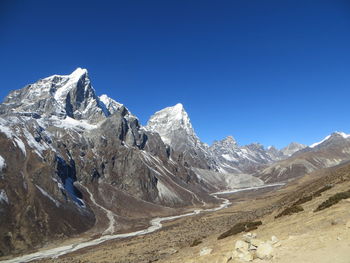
[1,1,350,148]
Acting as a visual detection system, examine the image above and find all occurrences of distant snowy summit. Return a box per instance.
[146,103,198,147]
[309,132,350,148]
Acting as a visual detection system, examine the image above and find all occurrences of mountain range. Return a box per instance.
[1,68,350,257]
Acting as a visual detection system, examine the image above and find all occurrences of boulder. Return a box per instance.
[241,251,254,261]
[242,232,257,243]
[233,250,254,262]
[235,240,249,253]
[250,238,264,247]
[256,242,274,260]
[248,244,258,251]
[270,235,279,244]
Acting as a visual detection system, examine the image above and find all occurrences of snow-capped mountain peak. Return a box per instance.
[334,131,350,139]
[52,67,90,103]
[99,94,122,110]
[145,103,217,170]
[146,103,196,145]
[309,131,350,148]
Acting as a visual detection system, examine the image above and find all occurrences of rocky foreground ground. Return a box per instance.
[33,163,350,263]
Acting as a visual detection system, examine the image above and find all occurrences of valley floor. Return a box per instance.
[31,185,285,263]
[5,169,350,263]
[32,171,350,263]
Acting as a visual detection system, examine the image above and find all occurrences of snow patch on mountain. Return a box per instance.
[50,116,98,131]
[0,118,13,139]
[0,155,6,171]
[310,135,331,148]
[336,131,350,139]
[99,94,123,113]
[35,185,60,207]
[221,154,237,162]
[23,129,49,158]
[14,138,26,156]
[0,189,9,204]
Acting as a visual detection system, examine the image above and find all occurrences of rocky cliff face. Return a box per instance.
[0,69,219,256]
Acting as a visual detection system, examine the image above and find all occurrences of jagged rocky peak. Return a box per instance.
[281,142,306,156]
[211,135,238,149]
[99,94,134,119]
[99,94,123,113]
[146,103,215,170]
[146,103,199,146]
[244,142,264,151]
[265,145,283,160]
[0,68,133,124]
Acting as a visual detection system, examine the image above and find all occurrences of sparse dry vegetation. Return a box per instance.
[314,190,350,212]
[189,239,202,247]
[292,184,333,206]
[313,185,333,197]
[293,195,313,206]
[275,205,304,218]
[217,221,262,240]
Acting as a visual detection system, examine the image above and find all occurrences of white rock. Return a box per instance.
[256,242,274,260]
[199,247,213,256]
[248,244,258,251]
[241,251,254,261]
[235,240,249,253]
[250,238,264,247]
[244,232,254,238]
[271,235,279,244]
[242,232,257,243]
[233,250,254,262]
